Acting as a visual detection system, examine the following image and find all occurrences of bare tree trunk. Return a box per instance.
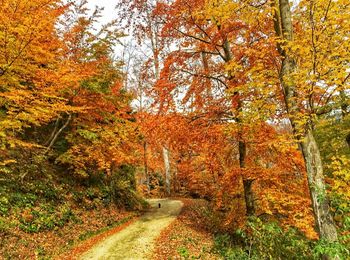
[44,118,60,146]
[162,146,171,196]
[44,114,72,154]
[243,179,255,216]
[239,139,255,216]
[173,161,179,193]
[346,133,350,148]
[149,15,172,196]
[275,0,338,248]
[340,89,348,118]
[239,149,253,217]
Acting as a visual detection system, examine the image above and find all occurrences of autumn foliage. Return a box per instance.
[0,0,140,177]
[1,0,350,258]
[127,0,349,250]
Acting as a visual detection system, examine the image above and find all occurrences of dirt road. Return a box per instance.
[79,199,183,260]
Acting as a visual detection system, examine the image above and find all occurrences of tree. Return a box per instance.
[149,0,258,214]
[273,0,340,247]
[139,0,331,236]
[0,0,82,173]
[0,0,139,181]
[118,0,175,195]
[52,1,139,177]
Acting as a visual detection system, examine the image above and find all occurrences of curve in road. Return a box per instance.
[79,199,183,260]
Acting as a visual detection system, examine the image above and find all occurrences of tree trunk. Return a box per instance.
[301,128,338,242]
[143,141,150,192]
[44,114,72,154]
[275,0,338,247]
[222,38,255,216]
[239,139,255,216]
[243,178,255,216]
[163,146,171,196]
[340,89,348,118]
[44,118,60,146]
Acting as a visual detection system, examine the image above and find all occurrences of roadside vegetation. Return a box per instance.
[0,162,145,259]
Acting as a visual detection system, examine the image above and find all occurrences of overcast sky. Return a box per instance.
[86,0,117,25]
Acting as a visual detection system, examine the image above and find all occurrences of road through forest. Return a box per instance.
[79,199,183,260]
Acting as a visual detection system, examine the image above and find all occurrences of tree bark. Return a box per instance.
[275,0,338,247]
[243,178,255,216]
[301,127,338,242]
[239,139,255,216]
[340,89,348,118]
[143,141,150,192]
[44,118,60,146]
[162,146,171,196]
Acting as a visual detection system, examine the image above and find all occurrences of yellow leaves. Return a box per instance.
[0,119,23,131]
[59,114,140,177]
[199,0,241,25]
[330,155,350,171]
[0,159,16,166]
[0,0,136,181]
[329,155,350,200]
[264,209,273,215]
[0,0,63,75]
[291,0,350,103]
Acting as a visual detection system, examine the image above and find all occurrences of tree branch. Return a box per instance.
[44,114,72,154]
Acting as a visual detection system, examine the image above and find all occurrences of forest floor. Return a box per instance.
[78,199,183,260]
[153,198,219,259]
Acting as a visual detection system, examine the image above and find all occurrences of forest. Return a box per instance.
[0,0,349,259]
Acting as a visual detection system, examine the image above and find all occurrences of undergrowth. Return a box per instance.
[0,160,147,259]
[212,218,349,260]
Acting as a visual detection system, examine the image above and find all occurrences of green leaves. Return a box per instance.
[77,129,99,142]
[313,239,349,259]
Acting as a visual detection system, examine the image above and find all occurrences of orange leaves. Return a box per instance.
[0,0,71,151]
[0,0,139,179]
[153,199,218,259]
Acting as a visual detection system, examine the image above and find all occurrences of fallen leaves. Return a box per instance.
[0,206,137,259]
[152,199,220,259]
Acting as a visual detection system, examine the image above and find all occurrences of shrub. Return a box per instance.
[213,233,249,259]
[313,239,349,260]
[11,192,38,208]
[177,246,190,259]
[0,196,10,216]
[109,165,148,210]
[19,203,76,233]
[0,217,11,235]
[213,218,314,260]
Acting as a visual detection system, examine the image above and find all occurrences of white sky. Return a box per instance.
[86,0,301,23]
[85,0,132,62]
[86,0,117,24]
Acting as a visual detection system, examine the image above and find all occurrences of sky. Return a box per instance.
[86,0,117,25]
[85,0,133,60]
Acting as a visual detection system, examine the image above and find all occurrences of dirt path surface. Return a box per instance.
[79,199,183,260]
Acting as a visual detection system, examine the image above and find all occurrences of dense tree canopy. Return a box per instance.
[0,0,349,259]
